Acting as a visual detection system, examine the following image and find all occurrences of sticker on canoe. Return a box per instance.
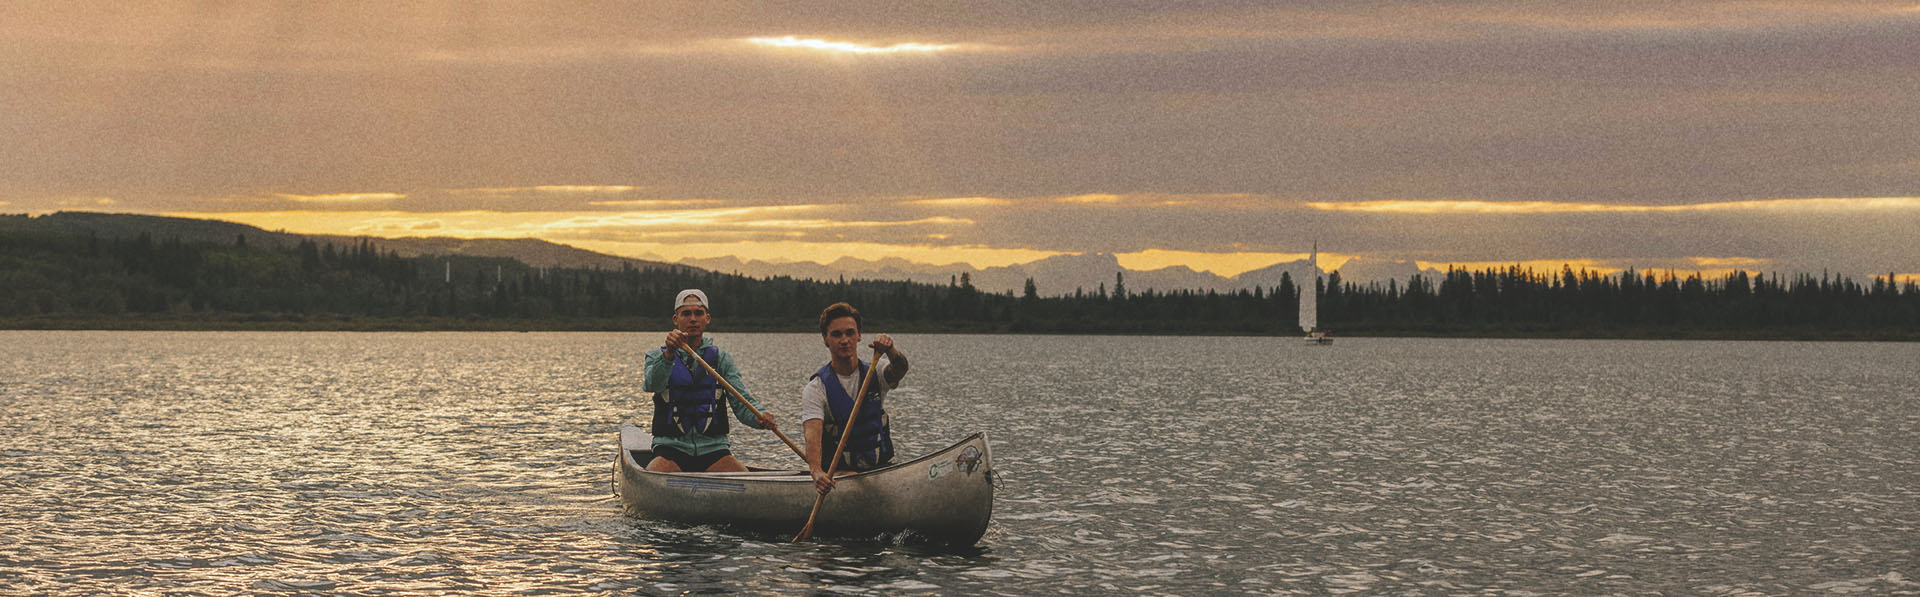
[663,478,747,493]
[928,460,953,480]
[956,446,982,475]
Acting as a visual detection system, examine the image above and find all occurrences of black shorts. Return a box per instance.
[651,445,731,472]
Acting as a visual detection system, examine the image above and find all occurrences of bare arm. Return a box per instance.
[805,419,833,495]
[870,333,909,389]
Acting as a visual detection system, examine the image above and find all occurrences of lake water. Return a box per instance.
[1,331,1915,595]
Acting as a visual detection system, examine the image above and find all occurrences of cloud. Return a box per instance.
[732,216,972,230]
[566,239,1063,270]
[902,197,1013,207]
[1055,194,1122,204]
[744,36,963,54]
[453,185,637,195]
[1690,256,1769,267]
[586,199,724,208]
[53,197,118,207]
[1307,198,1920,214]
[277,193,405,203]
[12,5,1917,279]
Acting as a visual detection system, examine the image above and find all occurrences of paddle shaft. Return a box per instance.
[793,348,882,542]
[676,344,806,461]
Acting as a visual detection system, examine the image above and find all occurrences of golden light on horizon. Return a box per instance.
[528,185,635,193]
[276,193,405,203]
[1411,260,1758,281]
[568,239,1063,270]
[164,208,976,258]
[1415,259,1624,275]
[152,209,1908,285]
[586,199,725,208]
[451,185,637,195]
[745,36,957,54]
[1308,197,1920,214]
[1690,256,1769,267]
[1115,249,1353,277]
[1056,194,1123,204]
[731,216,973,229]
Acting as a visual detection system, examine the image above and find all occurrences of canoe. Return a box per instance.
[613,423,995,544]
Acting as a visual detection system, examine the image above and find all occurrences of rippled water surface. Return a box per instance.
[2,331,1915,594]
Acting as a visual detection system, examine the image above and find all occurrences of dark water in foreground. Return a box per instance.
[1,331,1915,595]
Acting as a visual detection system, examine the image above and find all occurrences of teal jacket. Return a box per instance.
[641,337,767,456]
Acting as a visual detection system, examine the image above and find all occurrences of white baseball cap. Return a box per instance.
[673,289,709,312]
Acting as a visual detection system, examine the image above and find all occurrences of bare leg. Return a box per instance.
[645,456,682,472]
[707,455,749,473]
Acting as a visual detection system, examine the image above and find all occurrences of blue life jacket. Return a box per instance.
[812,360,893,471]
[653,345,728,437]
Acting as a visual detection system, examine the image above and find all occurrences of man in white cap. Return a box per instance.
[640,288,778,472]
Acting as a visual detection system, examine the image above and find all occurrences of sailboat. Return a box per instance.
[1301,243,1333,344]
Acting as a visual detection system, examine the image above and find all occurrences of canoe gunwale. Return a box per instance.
[615,424,993,544]
[619,427,988,482]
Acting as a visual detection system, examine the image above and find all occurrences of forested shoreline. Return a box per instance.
[3,226,1916,340]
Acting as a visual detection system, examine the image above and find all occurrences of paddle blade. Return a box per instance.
[793,492,827,542]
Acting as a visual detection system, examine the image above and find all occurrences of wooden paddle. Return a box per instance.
[677,344,806,461]
[792,348,882,542]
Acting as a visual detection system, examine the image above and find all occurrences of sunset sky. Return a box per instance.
[4,2,1916,279]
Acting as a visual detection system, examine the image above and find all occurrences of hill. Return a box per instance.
[0,211,307,247]
[303,234,694,272]
[2,212,690,273]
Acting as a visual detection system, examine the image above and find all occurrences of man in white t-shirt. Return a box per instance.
[800,301,910,495]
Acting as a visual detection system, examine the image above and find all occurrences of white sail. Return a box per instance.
[1298,243,1318,333]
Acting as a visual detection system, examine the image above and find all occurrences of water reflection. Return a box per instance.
[1,332,1915,594]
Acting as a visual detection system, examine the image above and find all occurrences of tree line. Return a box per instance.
[1,228,1915,338]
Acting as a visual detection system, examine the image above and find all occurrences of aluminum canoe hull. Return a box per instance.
[613,423,993,544]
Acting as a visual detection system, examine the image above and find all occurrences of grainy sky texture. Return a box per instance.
[4,2,1916,277]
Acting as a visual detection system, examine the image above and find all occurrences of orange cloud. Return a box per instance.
[452,185,637,195]
[277,192,405,203]
[585,199,724,208]
[1689,256,1770,267]
[902,197,1014,207]
[569,239,1062,269]
[730,216,972,230]
[744,36,961,54]
[1055,193,1123,204]
[1308,197,1920,214]
[165,207,971,246]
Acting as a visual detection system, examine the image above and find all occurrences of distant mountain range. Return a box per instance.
[682,252,1438,295]
[5,211,1437,295]
[301,234,696,272]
